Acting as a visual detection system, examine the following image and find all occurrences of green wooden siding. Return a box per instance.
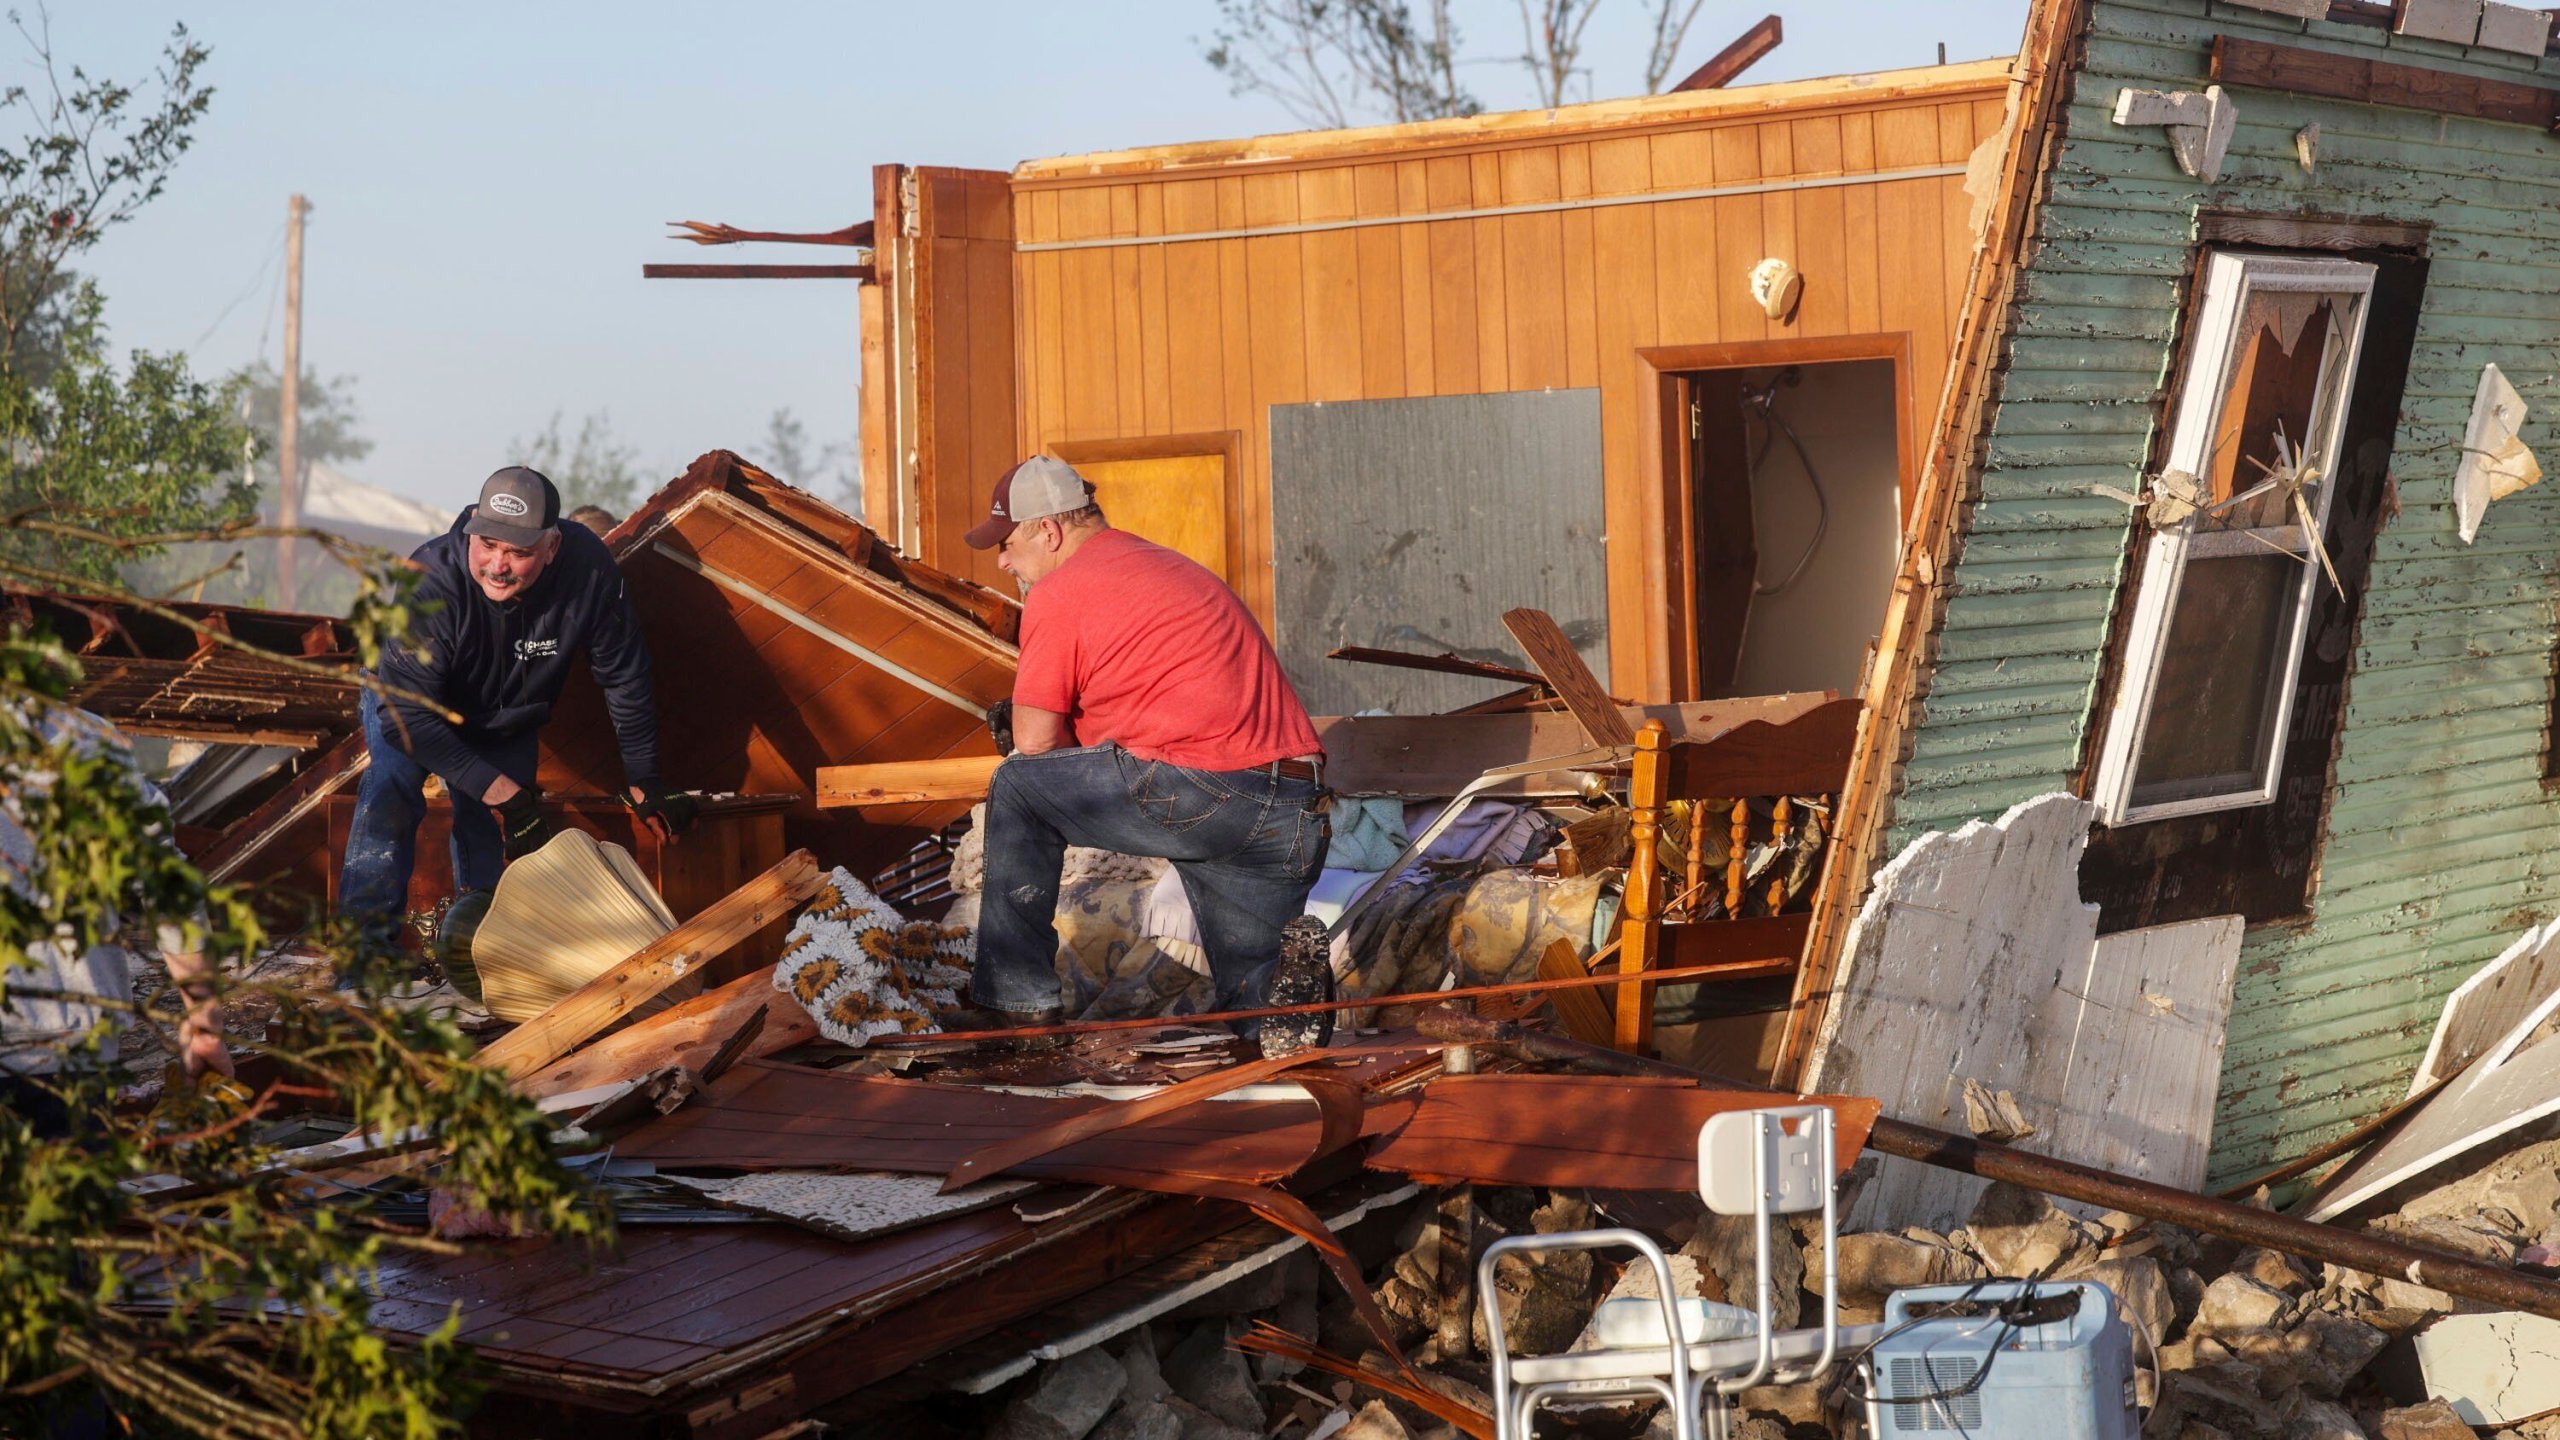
[1893,0,2560,1184]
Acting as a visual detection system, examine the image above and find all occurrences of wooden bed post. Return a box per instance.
[1616,720,1669,1054]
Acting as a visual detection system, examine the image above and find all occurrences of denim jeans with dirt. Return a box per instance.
[973,744,1330,1020]
[337,691,538,945]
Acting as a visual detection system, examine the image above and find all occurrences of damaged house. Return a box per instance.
[96,4,2560,1435]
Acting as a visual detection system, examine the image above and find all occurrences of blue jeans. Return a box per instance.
[338,692,539,934]
[974,744,1331,1017]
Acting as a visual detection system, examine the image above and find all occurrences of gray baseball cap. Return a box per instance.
[463,466,560,548]
[965,456,1094,549]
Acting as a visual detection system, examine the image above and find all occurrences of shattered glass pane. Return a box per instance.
[2130,552,2300,808]
[2202,289,2353,532]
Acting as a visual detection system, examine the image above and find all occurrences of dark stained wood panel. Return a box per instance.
[1364,1073,1879,1189]
[613,1060,1386,1185]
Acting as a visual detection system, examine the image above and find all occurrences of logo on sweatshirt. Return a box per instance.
[512,637,559,661]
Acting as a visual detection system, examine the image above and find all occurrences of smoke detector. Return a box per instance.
[1750,257,1803,322]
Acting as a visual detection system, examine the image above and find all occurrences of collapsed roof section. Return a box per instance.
[195,452,1018,915]
[4,589,358,751]
[541,449,1017,867]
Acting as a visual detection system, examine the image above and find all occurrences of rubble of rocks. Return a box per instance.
[910,1132,2560,1440]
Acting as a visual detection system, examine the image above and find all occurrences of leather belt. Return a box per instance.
[1272,758,1323,782]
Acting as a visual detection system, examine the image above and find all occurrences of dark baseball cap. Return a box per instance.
[463,466,561,548]
[964,456,1095,550]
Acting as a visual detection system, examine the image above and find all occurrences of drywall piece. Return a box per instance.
[2221,0,2330,16]
[2309,969,2560,1220]
[674,1170,1039,1244]
[2413,915,2560,1093]
[2476,2,2552,55]
[2412,1311,2560,1423]
[2394,0,2485,44]
[2454,363,2540,544]
[2111,84,2237,182]
[1805,794,2245,1231]
[474,829,680,1022]
[2295,124,2320,175]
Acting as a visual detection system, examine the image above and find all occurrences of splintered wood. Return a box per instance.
[477,849,823,1080]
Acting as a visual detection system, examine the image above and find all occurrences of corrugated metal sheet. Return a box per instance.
[1269,391,1609,716]
[1893,0,2560,1183]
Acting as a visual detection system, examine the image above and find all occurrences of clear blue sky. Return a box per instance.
[68,2,2028,517]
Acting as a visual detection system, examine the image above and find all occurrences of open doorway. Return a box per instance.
[1677,358,1904,699]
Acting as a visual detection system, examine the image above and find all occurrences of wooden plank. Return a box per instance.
[2310,989,2560,1221]
[1661,911,1810,970]
[1298,168,1364,403]
[1469,150,1509,392]
[641,264,874,280]
[815,754,1004,809]
[941,1050,1333,1192]
[1313,693,1828,796]
[1497,146,1568,392]
[1352,163,1407,398]
[1805,793,2246,1230]
[1162,184,1225,435]
[1539,938,1616,1046]
[1501,607,1636,747]
[1667,695,1860,797]
[1672,14,1783,91]
[2414,915,2560,1091]
[476,850,824,1080]
[1423,156,1479,393]
[521,963,816,1099]
[1365,1074,1877,1190]
[2210,33,2560,129]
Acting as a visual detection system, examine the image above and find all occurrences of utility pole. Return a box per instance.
[276,193,308,611]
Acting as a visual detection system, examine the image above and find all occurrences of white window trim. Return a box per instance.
[2092,252,2377,826]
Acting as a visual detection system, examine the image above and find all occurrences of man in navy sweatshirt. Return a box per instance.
[338,466,688,950]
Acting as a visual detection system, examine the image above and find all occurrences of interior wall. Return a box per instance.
[1717,359,1901,697]
[1004,72,2003,700]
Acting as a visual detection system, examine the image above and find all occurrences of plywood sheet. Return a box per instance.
[1805,793,2244,1230]
[2413,914,2560,1093]
[2311,950,2560,1221]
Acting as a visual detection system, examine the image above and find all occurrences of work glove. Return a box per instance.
[623,781,700,841]
[495,787,551,862]
[986,698,1016,757]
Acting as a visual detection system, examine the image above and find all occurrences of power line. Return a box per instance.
[189,220,287,355]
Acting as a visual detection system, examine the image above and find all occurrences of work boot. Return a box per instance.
[937,1004,1065,1032]
[1255,916,1336,1059]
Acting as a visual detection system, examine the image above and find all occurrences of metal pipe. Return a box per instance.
[1415,1007,2560,1323]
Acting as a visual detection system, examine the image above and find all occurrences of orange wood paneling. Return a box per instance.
[999,74,2002,698]
[909,168,1018,592]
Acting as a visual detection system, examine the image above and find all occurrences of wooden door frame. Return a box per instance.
[1636,333,1916,701]
[1046,430,1249,591]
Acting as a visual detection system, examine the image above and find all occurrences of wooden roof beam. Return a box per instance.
[1673,15,1782,91]
[641,263,875,281]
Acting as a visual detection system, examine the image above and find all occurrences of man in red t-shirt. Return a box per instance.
[954,456,1335,1054]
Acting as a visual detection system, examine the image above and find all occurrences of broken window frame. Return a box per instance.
[2092,252,2377,826]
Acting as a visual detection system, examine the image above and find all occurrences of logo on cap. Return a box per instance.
[488,493,530,518]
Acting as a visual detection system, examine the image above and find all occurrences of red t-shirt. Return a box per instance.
[1014,529,1321,771]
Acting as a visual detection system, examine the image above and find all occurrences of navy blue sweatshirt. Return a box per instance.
[375,509,658,801]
